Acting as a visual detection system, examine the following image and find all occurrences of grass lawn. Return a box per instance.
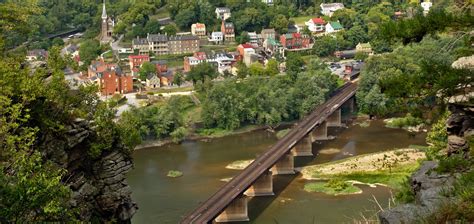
[201,44,237,52]
[290,15,314,25]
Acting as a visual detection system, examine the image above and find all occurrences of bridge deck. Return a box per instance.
[181,82,358,224]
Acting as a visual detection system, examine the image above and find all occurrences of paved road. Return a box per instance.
[180,82,358,223]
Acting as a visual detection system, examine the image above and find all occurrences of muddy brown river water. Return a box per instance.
[127,119,427,223]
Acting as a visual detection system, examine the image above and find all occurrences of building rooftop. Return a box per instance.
[133,37,149,45]
[320,3,344,8]
[311,17,326,25]
[224,22,234,29]
[193,23,206,29]
[329,21,344,30]
[147,34,168,42]
[169,35,200,41]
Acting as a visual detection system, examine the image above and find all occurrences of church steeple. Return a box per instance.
[101,0,107,20]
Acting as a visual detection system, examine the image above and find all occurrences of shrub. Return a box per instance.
[170,127,188,143]
[325,179,350,192]
[167,170,183,178]
[395,177,415,204]
[437,154,471,173]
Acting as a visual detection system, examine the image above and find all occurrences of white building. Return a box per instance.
[262,0,273,4]
[320,3,344,17]
[215,7,231,20]
[305,17,327,32]
[325,21,344,34]
[209,31,224,44]
[421,1,433,15]
[247,32,259,44]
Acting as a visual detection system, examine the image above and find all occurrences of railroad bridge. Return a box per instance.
[181,82,358,223]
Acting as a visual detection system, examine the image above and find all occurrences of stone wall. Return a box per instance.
[40,118,137,222]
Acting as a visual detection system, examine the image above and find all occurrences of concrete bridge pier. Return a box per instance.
[311,121,328,142]
[215,195,249,223]
[345,97,355,114]
[271,153,295,174]
[244,170,274,196]
[327,108,342,127]
[291,135,313,156]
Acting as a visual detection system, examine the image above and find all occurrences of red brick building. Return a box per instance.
[88,60,133,96]
[280,33,310,49]
[221,21,235,42]
[129,54,150,71]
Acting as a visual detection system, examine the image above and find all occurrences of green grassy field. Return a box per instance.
[290,15,314,25]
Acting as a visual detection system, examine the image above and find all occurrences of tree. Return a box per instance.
[270,14,289,34]
[174,71,184,86]
[175,8,197,30]
[312,35,338,57]
[236,61,249,79]
[249,63,266,76]
[285,53,304,80]
[138,62,157,81]
[79,39,100,67]
[162,24,177,35]
[144,20,161,34]
[344,25,369,48]
[266,59,279,76]
[237,31,250,44]
[186,62,218,84]
[51,37,64,47]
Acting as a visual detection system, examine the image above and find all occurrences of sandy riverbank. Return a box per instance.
[300,148,425,181]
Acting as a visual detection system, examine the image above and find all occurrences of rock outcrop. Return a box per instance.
[379,104,472,223]
[379,161,456,224]
[40,118,137,222]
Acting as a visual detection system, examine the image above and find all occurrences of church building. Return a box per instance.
[100,0,114,43]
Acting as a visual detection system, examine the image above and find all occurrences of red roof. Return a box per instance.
[128,55,149,60]
[311,17,326,25]
[240,44,253,49]
[193,52,207,60]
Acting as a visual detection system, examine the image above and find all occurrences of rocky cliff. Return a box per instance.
[379,104,473,224]
[40,118,137,222]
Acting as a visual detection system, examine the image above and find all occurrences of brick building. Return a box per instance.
[280,33,310,49]
[88,60,133,96]
[221,21,235,42]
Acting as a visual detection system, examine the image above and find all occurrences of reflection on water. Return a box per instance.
[127,119,426,223]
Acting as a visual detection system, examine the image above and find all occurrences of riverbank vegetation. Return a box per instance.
[304,179,362,196]
[301,148,426,194]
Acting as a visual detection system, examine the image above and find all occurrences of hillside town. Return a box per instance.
[24,0,393,98]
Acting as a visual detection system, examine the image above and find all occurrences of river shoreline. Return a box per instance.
[134,125,270,150]
[134,120,299,150]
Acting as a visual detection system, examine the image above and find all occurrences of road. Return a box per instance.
[180,82,358,223]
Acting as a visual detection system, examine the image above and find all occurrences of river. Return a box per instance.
[127,119,427,223]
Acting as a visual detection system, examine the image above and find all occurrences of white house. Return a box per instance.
[325,21,344,34]
[305,17,327,32]
[320,3,344,17]
[421,1,433,15]
[262,0,273,4]
[209,31,224,44]
[247,32,259,44]
[215,7,231,20]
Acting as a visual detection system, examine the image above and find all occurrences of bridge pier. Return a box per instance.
[291,135,313,156]
[244,170,273,196]
[271,153,295,174]
[311,121,328,142]
[344,97,355,114]
[327,108,342,127]
[214,195,249,223]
